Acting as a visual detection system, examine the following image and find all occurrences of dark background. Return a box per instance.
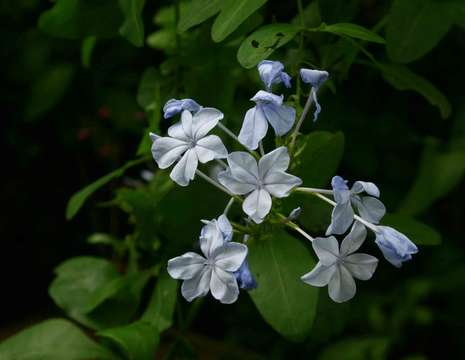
[1,0,465,359]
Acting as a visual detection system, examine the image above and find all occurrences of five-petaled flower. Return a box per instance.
[375,226,418,268]
[218,147,302,223]
[150,108,227,186]
[257,60,292,91]
[238,90,296,150]
[301,222,378,303]
[167,217,248,304]
[300,68,329,121]
[327,176,386,235]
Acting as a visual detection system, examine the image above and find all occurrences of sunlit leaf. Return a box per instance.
[211,0,267,42]
[237,23,299,68]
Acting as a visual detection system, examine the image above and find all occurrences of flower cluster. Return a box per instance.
[150,60,419,304]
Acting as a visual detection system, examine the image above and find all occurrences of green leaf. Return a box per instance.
[318,337,388,360]
[66,157,147,220]
[49,257,152,330]
[81,36,97,68]
[38,0,122,39]
[0,319,115,360]
[399,139,465,215]
[315,22,385,44]
[142,271,178,332]
[378,63,451,119]
[292,131,345,188]
[237,23,299,68]
[119,0,146,47]
[178,0,222,33]
[25,64,75,120]
[211,0,267,42]
[248,230,318,341]
[386,0,451,63]
[98,321,159,360]
[381,214,441,246]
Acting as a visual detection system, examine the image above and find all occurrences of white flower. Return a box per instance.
[238,91,296,150]
[167,218,248,304]
[301,223,378,303]
[150,108,227,186]
[218,147,302,224]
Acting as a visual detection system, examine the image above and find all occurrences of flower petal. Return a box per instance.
[192,107,224,139]
[312,236,339,266]
[263,171,302,198]
[258,146,290,178]
[343,254,378,281]
[339,222,367,256]
[213,243,248,272]
[250,90,283,106]
[238,106,269,150]
[167,252,206,280]
[326,201,354,235]
[169,149,198,186]
[301,262,336,287]
[261,102,296,136]
[217,169,256,195]
[227,151,259,184]
[234,260,257,290]
[351,181,380,197]
[163,98,201,119]
[300,69,329,88]
[353,196,386,224]
[375,226,418,268]
[181,266,212,302]
[243,189,272,224]
[328,265,356,303]
[152,137,189,169]
[149,132,160,141]
[217,214,233,242]
[195,135,228,163]
[257,60,285,90]
[200,220,227,259]
[181,110,194,139]
[210,267,240,304]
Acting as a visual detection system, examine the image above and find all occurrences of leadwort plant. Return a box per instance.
[150,60,418,304]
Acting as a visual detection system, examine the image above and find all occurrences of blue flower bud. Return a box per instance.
[375,226,418,267]
[163,98,201,119]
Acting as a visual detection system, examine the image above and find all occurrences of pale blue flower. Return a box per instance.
[163,98,201,119]
[288,207,302,220]
[327,176,386,235]
[201,216,257,290]
[300,68,329,121]
[375,226,418,268]
[238,90,296,150]
[257,60,292,91]
[151,108,227,186]
[302,222,378,303]
[218,147,302,223]
[167,217,248,304]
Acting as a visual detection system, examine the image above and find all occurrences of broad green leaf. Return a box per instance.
[99,321,159,360]
[378,63,451,119]
[38,0,122,39]
[141,271,178,332]
[386,0,451,63]
[178,0,222,33]
[318,337,388,360]
[119,0,146,47]
[49,257,152,330]
[66,157,147,220]
[211,0,267,42]
[25,64,75,120]
[399,139,465,215]
[248,230,318,341]
[147,29,176,51]
[381,214,441,246]
[315,22,385,44]
[81,36,97,68]
[0,319,115,360]
[237,23,299,68]
[292,131,345,187]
